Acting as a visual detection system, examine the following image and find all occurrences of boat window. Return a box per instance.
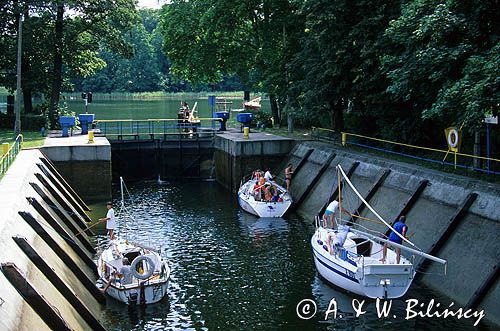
[353,238,371,257]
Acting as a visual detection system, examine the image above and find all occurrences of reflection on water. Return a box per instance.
[90,181,494,331]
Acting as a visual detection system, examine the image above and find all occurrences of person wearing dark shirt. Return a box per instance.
[380,215,408,264]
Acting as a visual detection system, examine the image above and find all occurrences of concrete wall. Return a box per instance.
[0,150,106,330]
[214,131,294,191]
[41,135,111,202]
[285,140,500,325]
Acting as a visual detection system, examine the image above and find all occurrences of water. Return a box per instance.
[65,97,271,122]
[90,181,494,331]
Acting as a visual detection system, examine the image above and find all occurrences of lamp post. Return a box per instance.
[14,11,23,135]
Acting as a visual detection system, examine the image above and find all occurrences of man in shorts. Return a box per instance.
[99,201,116,240]
[380,215,408,264]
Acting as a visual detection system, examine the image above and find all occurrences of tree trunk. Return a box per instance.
[473,131,481,169]
[269,94,280,126]
[23,89,32,114]
[49,2,64,129]
[332,100,344,132]
[21,11,32,114]
[287,111,293,133]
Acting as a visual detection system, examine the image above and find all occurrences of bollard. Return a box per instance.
[243,126,250,139]
[88,130,94,144]
[341,132,346,146]
[2,142,9,156]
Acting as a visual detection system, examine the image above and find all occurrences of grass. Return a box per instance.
[0,129,46,149]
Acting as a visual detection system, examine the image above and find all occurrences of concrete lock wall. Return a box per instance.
[284,140,500,326]
[0,150,106,330]
[41,135,112,203]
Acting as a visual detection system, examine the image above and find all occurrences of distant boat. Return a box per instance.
[243,97,261,110]
[97,177,171,305]
[312,165,447,299]
[238,171,292,218]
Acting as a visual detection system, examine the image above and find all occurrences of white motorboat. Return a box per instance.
[97,177,171,305]
[98,239,170,305]
[312,165,447,299]
[238,173,292,218]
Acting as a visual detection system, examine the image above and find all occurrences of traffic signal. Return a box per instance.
[87,92,92,103]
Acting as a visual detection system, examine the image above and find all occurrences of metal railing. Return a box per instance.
[94,118,222,140]
[0,134,23,176]
[311,127,500,176]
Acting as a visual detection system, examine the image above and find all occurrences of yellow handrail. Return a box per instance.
[342,131,500,163]
[0,134,23,176]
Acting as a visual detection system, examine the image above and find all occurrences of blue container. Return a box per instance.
[215,111,230,131]
[78,114,95,134]
[59,116,76,137]
[237,112,254,124]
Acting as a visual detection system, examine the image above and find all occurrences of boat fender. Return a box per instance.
[447,128,459,148]
[131,256,155,280]
[322,245,328,251]
[317,240,323,245]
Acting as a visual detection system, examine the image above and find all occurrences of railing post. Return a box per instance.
[2,142,9,156]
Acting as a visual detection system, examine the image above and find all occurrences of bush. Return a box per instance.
[0,113,46,131]
[253,111,273,129]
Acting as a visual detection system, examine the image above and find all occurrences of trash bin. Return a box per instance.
[59,116,76,137]
[78,114,95,135]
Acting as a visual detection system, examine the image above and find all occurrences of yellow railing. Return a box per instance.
[311,127,499,175]
[0,134,23,176]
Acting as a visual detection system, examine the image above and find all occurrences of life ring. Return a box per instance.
[131,256,155,280]
[447,129,459,148]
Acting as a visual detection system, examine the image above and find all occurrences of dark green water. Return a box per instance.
[90,181,493,331]
[66,96,271,123]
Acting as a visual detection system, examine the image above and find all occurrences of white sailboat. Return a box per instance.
[238,171,292,218]
[97,177,171,305]
[311,165,446,299]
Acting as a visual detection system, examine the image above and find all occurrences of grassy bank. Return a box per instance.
[0,129,45,149]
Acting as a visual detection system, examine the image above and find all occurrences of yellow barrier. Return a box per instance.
[243,127,249,139]
[88,130,94,143]
[2,143,8,156]
[341,131,500,163]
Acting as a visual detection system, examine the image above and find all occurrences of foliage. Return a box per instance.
[0,113,45,131]
[382,0,500,133]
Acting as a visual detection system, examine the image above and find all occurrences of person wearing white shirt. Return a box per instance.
[99,201,116,240]
[323,199,340,228]
[264,168,273,182]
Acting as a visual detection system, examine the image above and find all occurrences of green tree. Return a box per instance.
[382,0,499,132]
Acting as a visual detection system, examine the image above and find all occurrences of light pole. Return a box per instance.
[14,11,23,135]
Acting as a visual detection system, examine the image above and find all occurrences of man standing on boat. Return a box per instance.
[380,215,408,264]
[99,201,116,240]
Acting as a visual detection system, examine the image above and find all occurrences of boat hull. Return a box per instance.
[104,280,168,305]
[97,240,170,305]
[311,228,414,299]
[237,179,292,218]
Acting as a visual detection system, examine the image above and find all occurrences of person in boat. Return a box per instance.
[270,185,280,202]
[380,215,408,264]
[101,258,133,293]
[99,201,116,240]
[284,163,293,191]
[252,181,262,201]
[264,168,273,182]
[263,183,273,201]
[181,101,190,119]
[327,224,350,256]
[323,197,347,228]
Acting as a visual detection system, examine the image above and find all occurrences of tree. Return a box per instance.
[0,1,139,128]
[382,0,500,132]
